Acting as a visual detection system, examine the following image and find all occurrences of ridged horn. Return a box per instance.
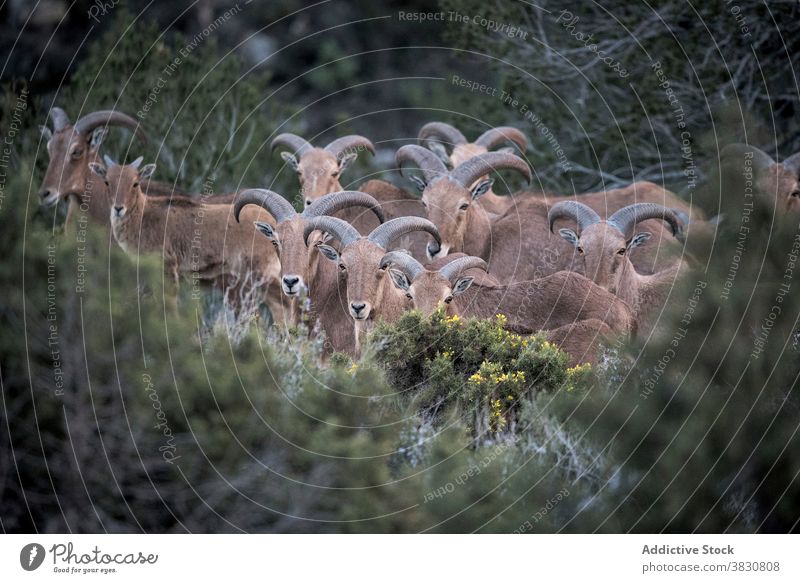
[395,144,448,184]
[379,251,424,280]
[50,107,70,131]
[271,133,313,157]
[234,189,296,224]
[548,201,601,233]
[608,203,683,237]
[438,256,488,284]
[303,216,360,248]
[325,135,375,159]
[721,143,775,170]
[368,217,441,250]
[303,190,385,223]
[74,110,147,143]
[781,152,800,175]
[449,152,532,188]
[474,126,528,152]
[417,122,467,148]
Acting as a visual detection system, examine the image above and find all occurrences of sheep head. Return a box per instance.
[88,156,154,221]
[303,216,440,321]
[382,252,487,316]
[234,189,385,298]
[396,145,531,260]
[549,201,683,293]
[272,133,375,207]
[721,144,800,213]
[38,107,146,208]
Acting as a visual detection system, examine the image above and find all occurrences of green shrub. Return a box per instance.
[368,309,591,437]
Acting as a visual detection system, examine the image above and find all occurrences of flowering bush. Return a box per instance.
[367,308,591,436]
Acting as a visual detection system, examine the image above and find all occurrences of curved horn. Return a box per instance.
[368,216,441,250]
[721,143,775,170]
[325,135,375,159]
[608,203,683,237]
[234,189,296,224]
[450,152,532,188]
[271,133,313,157]
[548,201,601,233]
[74,110,147,143]
[417,122,467,148]
[396,144,448,184]
[303,190,385,223]
[781,152,800,175]
[50,107,70,131]
[379,251,424,280]
[438,256,488,284]
[474,126,528,152]
[303,216,360,248]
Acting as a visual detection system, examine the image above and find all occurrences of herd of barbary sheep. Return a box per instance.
[37,108,800,363]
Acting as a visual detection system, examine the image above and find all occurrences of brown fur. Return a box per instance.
[95,160,282,314]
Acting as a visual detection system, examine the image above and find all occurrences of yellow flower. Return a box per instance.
[347,363,358,375]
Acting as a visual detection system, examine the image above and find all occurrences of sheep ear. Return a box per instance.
[627,232,652,249]
[254,221,274,239]
[410,175,427,192]
[338,152,358,172]
[316,244,339,262]
[388,269,410,291]
[471,178,493,200]
[139,163,156,179]
[280,151,299,171]
[428,142,451,167]
[40,125,52,141]
[89,127,107,149]
[88,162,106,178]
[452,276,474,296]
[558,228,580,247]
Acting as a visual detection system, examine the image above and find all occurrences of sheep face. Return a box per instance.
[560,222,649,294]
[39,125,107,208]
[388,270,473,317]
[255,216,320,297]
[422,177,492,260]
[283,148,357,208]
[316,238,393,321]
[89,159,154,221]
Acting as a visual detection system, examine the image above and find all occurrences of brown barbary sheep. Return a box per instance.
[549,201,688,334]
[233,189,386,328]
[37,107,238,233]
[89,157,281,314]
[418,121,529,213]
[300,215,442,355]
[381,252,634,365]
[380,252,635,336]
[396,144,579,280]
[271,132,375,207]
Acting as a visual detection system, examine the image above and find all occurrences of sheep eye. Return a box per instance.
[577,246,584,254]
[104,180,109,186]
[405,293,413,300]
[133,182,139,188]
[421,200,428,208]
[338,263,346,271]
[791,191,800,198]
[617,248,626,255]
[444,295,453,304]
[458,203,469,211]
[332,171,339,177]
[71,149,83,159]
[272,240,279,248]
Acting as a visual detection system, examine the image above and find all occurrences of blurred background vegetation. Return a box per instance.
[1,0,800,532]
